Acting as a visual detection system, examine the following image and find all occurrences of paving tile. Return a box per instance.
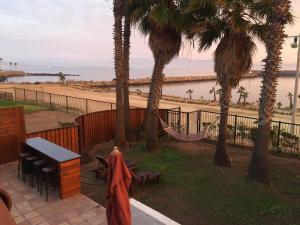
[0,162,107,225]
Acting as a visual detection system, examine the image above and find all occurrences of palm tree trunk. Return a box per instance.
[145,60,165,151]
[123,12,135,141]
[249,0,291,184]
[113,0,128,150]
[214,84,231,167]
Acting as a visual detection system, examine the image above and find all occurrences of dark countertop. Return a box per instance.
[25,137,81,163]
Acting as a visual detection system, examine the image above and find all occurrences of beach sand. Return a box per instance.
[0,83,299,124]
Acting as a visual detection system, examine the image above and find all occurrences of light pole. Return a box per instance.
[290,34,300,133]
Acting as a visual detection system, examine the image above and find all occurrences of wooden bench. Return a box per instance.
[134,171,162,185]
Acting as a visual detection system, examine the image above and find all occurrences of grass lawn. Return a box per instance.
[0,100,47,113]
[84,141,300,225]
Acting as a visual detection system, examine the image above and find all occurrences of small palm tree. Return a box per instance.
[209,86,216,101]
[186,89,193,100]
[0,58,3,71]
[131,0,185,150]
[242,91,249,105]
[14,62,18,70]
[58,72,66,83]
[237,86,246,104]
[9,62,12,71]
[276,102,282,109]
[287,92,293,108]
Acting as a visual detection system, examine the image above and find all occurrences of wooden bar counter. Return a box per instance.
[24,137,81,199]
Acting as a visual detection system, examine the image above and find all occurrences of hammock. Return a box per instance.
[158,116,219,142]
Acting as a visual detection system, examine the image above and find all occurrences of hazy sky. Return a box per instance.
[0,0,299,69]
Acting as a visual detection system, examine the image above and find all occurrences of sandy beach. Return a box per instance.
[0,83,299,124]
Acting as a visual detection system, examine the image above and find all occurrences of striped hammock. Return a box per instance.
[158,116,219,142]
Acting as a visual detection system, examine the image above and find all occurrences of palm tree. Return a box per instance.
[113,0,128,150]
[0,58,3,71]
[188,0,257,167]
[249,0,292,184]
[58,72,66,83]
[131,0,184,150]
[14,62,18,71]
[209,86,217,101]
[9,62,12,71]
[276,102,282,109]
[237,86,246,104]
[123,0,135,141]
[186,89,193,100]
[242,91,249,105]
[287,92,293,108]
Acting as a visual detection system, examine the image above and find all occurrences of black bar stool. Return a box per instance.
[23,156,38,183]
[18,152,31,179]
[40,166,57,201]
[32,160,47,192]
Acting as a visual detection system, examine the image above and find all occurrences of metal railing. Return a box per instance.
[166,108,300,156]
[13,87,117,114]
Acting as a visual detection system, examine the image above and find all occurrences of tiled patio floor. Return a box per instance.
[0,162,107,225]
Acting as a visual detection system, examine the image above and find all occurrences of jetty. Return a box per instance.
[83,71,261,88]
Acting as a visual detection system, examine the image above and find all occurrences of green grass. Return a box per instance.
[0,100,47,113]
[120,142,300,225]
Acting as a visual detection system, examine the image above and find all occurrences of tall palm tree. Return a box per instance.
[131,0,184,150]
[14,62,18,71]
[287,92,293,108]
[188,0,257,167]
[249,0,292,184]
[9,62,12,71]
[113,0,128,150]
[209,86,217,101]
[237,86,246,104]
[0,58,3,71]
[186,89,193,100]
[123,0,135,141]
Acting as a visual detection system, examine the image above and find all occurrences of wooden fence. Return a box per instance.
[26,125,80,153]
[0,107,26,164]
[75,108,167,150]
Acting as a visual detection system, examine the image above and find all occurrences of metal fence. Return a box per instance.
[166,108,300,156]
[0,91,13,100]
[13,88,116,114]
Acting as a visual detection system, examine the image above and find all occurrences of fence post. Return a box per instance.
[276,121,281,151]
[50,93,52,110]
[178,107,181,132]
[233,114,238,145]
[186,112,189,134]
[66,96,69,113]
[13,87,16,100]
[23,89,26,103]
[86,99,88,113]
[35,90,38,104]
[198,110,202,133]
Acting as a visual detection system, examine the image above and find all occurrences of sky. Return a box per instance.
[0,0,299,70]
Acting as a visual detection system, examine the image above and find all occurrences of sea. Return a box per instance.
[2,61,299,109]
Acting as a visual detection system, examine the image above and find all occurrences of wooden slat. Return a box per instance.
[0,107,25,164]
[26,126,80,153]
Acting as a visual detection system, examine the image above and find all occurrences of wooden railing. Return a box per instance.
[26,125,80,153]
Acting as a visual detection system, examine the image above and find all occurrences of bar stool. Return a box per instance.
[40,166,57,201]
[23,156,38,183]
[32,160,47,192]
[18,152,31,179]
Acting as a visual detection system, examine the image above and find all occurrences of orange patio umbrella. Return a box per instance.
[106,147,132,225]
